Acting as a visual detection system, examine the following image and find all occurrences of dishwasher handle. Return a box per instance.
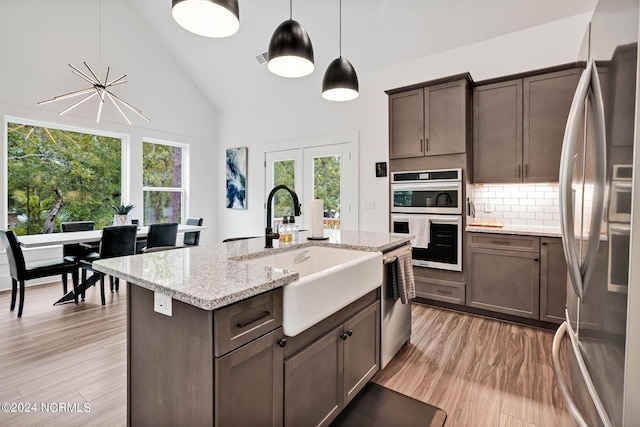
[383,244,411,264]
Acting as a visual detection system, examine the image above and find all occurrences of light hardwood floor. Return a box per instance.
[0,282,571,426]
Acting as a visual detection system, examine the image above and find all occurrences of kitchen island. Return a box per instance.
[94,230,411,427]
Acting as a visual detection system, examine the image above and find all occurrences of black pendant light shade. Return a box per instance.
[322,57,359,101]
[267,19,315,78]
[172,0,240,38]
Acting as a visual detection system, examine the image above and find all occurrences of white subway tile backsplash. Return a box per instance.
[470,183,560,227]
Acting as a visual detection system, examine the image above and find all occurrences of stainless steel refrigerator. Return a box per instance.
[552,0,640,426]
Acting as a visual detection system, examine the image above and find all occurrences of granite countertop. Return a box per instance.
[466,224,562,237]
[93,230,412,311]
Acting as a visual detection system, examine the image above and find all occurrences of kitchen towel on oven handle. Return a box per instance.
[408,216,430,248]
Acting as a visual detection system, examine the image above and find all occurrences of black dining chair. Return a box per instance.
[79,225,137,305]
[183,217,203,246]
[0,229,79,318]
[142,222,179,252]
[61,221,97,293]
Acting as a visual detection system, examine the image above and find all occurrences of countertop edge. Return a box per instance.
[465,225,562,238]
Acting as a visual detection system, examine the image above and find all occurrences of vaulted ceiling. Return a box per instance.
[129,0,597,111]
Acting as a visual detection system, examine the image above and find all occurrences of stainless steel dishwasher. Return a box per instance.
[380,243,412,368]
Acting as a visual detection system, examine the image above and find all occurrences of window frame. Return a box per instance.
[142,137,189,225]
[3,115,130,231]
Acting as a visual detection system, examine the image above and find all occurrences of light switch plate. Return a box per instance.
[154,292,172,316]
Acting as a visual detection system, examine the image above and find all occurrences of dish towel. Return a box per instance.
[408,216,430,249]
[391,251,416,304]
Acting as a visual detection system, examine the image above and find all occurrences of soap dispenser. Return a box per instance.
[279,217,291,244]
[289,216,299,244]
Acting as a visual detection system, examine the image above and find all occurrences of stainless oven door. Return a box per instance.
[391,182,462,214]
[391,214,462,271]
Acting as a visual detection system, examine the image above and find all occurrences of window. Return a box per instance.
[6,121,123,235]
[143,140,186,224]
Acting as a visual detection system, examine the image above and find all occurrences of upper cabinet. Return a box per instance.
[473,67,582,183]
[389,78,470,159]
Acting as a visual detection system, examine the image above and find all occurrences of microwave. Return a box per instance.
[391,169,462,214]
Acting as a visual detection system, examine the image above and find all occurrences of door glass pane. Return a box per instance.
[273,160,295,218]
[143,143,183,188]
[313,155,341,230]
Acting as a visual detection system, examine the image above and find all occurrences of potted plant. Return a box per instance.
[111,204,135,226]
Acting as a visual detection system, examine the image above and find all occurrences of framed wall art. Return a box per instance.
[226,147,247,209]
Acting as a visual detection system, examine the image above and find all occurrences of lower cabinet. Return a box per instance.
[540,237,568,323]
[467,246,540,319]
[215,328,284,427]
[284,302,379,427]
[466,233,568,323]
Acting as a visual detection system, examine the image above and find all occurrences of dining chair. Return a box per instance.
[0,229,79,318]
[61,221,96,293]
[79,225,137,305]
[183,217,203,246]
[142,222,179,252]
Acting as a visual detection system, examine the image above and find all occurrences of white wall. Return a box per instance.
[216,13,592,241]
[0,0,218,290]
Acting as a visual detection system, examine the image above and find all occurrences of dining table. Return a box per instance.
[17,224,206,304]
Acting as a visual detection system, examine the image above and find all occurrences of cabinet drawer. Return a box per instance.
[415,276,465,305]
[468,233,539,252]
[214,289,283,356]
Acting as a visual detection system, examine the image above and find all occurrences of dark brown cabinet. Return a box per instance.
[473,68,582,183]
[467,234,540,319]
[539,237,568,323]
[389,79,469,159]
[284,302,379,427]
[216,328,284,426]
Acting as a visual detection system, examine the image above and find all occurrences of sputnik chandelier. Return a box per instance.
[38,62,149,125]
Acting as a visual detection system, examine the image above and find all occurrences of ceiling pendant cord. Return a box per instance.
[322,0,359,101]
[290,0,292,20]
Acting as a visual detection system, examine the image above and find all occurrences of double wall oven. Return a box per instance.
[390,169,462,271]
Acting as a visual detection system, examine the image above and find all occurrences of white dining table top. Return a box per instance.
[17,224,206,248]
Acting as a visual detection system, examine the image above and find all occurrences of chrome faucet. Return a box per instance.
[265,184,302,248]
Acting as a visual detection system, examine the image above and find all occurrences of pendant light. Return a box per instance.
[38,0,149,124]
[171,0,240,38]
[322,0,359,101]
[267,0,314,78]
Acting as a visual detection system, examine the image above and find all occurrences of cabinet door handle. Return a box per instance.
[542,242,547,245]
[347,329,353,337]
[534,257,539,262]
[525,164,528,178]
[235,310,270,328]
[518,164,522,178]
[420,139,424,153]
[340,331,351,340]
[277,338,287,348]
[425,138,429,152]
[491,240,511,245]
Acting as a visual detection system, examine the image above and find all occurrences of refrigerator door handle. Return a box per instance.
[552,322,589,427]
[559,62,591,300]
[581,62,607,295]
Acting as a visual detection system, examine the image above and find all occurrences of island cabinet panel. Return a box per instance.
[215,328,284,427]
[540,237,568,323]
[389,79,469,159]
[343,302,380,405]
[128,284,215,427]
[284,325,343,427]
[284,301,380,427]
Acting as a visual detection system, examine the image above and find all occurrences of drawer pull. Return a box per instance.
[534,258,539,262]
[436,289,453,295]
[491,240,511,245]
[236,310,271,328]
[277,338,287,348]
[340,330,353,340]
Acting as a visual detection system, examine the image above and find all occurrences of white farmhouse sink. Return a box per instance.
[244,246,382,336]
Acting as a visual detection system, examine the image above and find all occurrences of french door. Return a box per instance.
[265,142,356,231]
